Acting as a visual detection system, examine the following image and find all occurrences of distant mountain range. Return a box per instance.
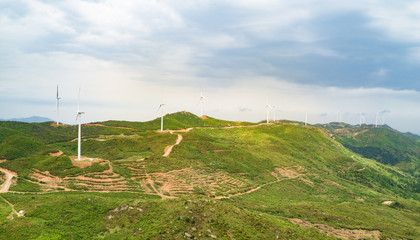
[0,116,52,123]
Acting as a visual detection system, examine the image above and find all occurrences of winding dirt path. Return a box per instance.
[163,134,183,157]
[0,168,17,193]
[144,172,176,199]
[161,123,269,157]
[0,196,24,219]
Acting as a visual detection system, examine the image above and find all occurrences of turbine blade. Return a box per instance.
[156,104,164,113]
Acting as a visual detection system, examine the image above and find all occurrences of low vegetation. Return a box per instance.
[0,112,418,239]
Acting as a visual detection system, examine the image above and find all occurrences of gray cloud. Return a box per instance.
[2,1,420,134]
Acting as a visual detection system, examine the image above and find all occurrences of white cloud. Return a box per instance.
[366,1,420,43]
[2,0,420,134]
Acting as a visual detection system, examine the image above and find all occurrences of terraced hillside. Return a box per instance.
[0,112,419,239]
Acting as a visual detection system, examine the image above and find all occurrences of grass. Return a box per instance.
[0,115,419,239]
[8,177,41,192]
[326,124,420,176]
[231,175,420,239]
[0,192,331,239]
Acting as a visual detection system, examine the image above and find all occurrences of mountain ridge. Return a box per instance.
[0,112,418,239]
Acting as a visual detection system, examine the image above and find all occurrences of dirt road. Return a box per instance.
[0,168,17,193]
[163,134,183,157]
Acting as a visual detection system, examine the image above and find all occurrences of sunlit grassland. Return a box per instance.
[0,113,419,239]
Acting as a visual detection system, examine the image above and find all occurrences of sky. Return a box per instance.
[1,0,420,133]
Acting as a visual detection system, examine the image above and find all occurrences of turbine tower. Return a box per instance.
[56,85,61,126]
[359,112,367,126]
[199,91,205,117]
[272,105,278,122]
[157,103,165,132]
[375,111,380,127]
[76,87,85,161]
[265,99,272,124]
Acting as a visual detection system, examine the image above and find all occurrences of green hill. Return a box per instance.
[0,113,418,239]
[98,111,255,131]
[324,124,420,177]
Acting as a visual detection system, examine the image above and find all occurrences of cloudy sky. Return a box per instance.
[1,0,420,133]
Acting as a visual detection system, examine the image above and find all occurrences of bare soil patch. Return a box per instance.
[29,169,66,191]
[382,201,393,205]
[140,167,249,198]
[49,150,63,156]
[274,165,305,179]
[70,156,102,168]
[353,129,369,137]
[289,218,381,240]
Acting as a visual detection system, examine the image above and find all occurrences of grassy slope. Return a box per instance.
[0,192,335,240]
[325,124,420,177]
[0,115,418,239]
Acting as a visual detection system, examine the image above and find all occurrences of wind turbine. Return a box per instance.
[56,85,61,126]
[157,103,165,132]
[272,105,278,122]
[199,91,205,117]
[359,112,366,126]
[76,87,85,161]
[375,111,380,127]
[265,99,272,124]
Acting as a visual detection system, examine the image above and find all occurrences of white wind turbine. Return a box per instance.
[76,87,85,161]
[272,105,278,122]
[199,91,205,117]
[157,103,165,132]
[359,112,366,126]
[265,99,272,124]
[375,111,380,127]
[56,84,61,126]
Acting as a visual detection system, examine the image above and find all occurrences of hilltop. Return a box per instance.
[0,112,418,239]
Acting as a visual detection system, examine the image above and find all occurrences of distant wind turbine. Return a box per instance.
[265,99,272,124]
[272,105,278,122]
[56,85,61,126]
[76,87,85,161]
[359,112,366,126]
[375,111,380,127]
[157,103,165,132]
[199,91,205,117]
